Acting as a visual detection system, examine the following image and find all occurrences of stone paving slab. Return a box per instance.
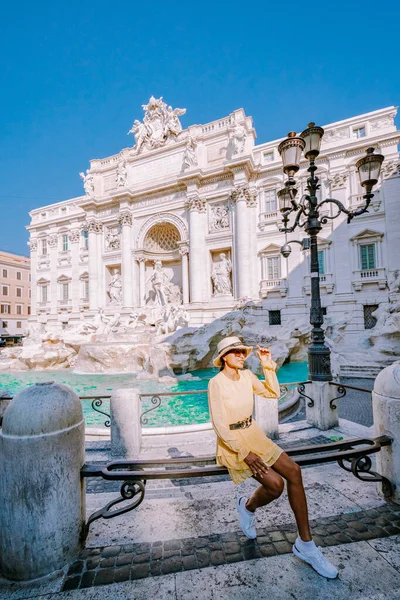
[61,503,400,591]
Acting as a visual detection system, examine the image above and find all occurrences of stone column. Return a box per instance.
[87,220,101,311]
[48,233,59,317]
[28,238,38,316]
[305,381,339,430]
[179,245,190,305]
[111,388,142,458]
[231,186,254,299]
[137,256,146,307]
[373,362,400,503]
[119,211,134,309]
[254,395,279,440]
[69,228,81,315]
[0,382,85,580]
[187,195,207,303]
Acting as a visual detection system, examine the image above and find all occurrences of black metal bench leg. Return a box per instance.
[337,456,393,498]
[83,480,147,539]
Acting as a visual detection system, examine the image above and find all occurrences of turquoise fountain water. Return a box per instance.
[0,362,308,427]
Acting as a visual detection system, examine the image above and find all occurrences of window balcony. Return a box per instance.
[303,273,335,295]
[348,190,382,213]
[258,211,278,231]
[259,278,288,299]
[352,267,386,291]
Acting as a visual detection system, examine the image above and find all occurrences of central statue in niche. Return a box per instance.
[147,260,182,306]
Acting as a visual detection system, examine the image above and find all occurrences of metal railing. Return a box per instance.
[329,381,372,410]
[87,381,305,429]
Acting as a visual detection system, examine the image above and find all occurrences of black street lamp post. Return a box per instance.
[277,124,384,382]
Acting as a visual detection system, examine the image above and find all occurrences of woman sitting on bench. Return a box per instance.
[208,336,338,579]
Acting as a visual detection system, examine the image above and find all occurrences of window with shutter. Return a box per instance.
[318,250,325,274]
[360,244,376,270]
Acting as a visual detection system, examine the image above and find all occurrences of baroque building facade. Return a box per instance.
[27,99,400,348]
[0,251,31,338]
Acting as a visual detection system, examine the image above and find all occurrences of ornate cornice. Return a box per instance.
[86,219,103,233]
[329,171,348,190]
[118,211,133,226]
[69,229,81,244]
[186,195,206,213]
[48,234,58,248]
[231,185,257,207]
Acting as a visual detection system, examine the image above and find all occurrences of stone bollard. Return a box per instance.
[305,381,339,430]
[254,395,279,440]
[111,388,142,458]
[372,361,400,503]
[0,382,85,581]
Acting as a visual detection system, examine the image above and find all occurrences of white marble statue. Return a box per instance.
[183,136,198,169]
[211,253,232,295]
[116,160,128,187]
[79,170,94,196]
[228,121,246,155]
[107,268,123,304]
[128,96,186,153]
[148,260,172,306]
[105,228,120,251]
[388,270,400,293]
[209,204,229,232]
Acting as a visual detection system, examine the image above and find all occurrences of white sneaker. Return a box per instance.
[292,540,339,579]
[236,496,257,539]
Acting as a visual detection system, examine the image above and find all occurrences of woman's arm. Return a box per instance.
[249,346,280,398]
[208,378,250,461]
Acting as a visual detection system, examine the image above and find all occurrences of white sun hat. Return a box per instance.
[213,336,253,368]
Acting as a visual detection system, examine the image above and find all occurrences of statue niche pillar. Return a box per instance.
[231,186,255,299]
[179,245,189,305]
[69,228,81,314]
[137,256,146,307]
[118,211,134,308]
[187,195,207,303]
[87,220,102,311]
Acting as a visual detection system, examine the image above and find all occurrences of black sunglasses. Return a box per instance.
[224,349,247,357]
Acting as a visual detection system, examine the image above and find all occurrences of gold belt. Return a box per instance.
[229,415,252,430]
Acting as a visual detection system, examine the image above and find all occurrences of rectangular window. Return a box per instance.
[29,273,31,282]
[16,321,22,329]
[2,269,7,278]
[16,287,22,297]
[364,305,379,329]
[42,239,47,255]
[2,321,8,328]
[317,250,325,275]
[16,271,22,280]
[263,151,274,163]
[321,307,327,316]
[62,234,69,252]
[16,305,22,315]
[1,304,10,314]
[266,256,280,280]
[84,280,89,300]
[82,230,89,249]
[42,286,48,303]
[29,290,31,298]
[353,126,366,139]
[269,310,281,325]
[28,306,31,315]
[2,286,8,296]
[263,189,277,214]
[62,283,69,301]
[360,244,376,270]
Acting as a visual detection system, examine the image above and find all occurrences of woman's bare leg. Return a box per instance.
[271,452,312,541]
[245,469,284,512]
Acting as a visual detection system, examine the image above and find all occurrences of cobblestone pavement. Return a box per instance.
[62,503,400,591]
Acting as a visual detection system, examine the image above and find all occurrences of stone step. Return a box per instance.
[340,365,382,378]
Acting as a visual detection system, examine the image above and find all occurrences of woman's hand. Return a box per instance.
[244,451,269,477]
[256,345,275,369]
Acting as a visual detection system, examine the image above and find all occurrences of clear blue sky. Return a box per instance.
[1,0,398,256]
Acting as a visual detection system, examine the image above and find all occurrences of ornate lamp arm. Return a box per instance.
[317,192,374,224]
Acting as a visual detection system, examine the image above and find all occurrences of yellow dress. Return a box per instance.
[208,366,283,484]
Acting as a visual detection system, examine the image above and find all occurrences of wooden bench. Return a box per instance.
[81,435,392,537]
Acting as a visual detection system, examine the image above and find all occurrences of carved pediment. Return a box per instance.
[259,243,281,255]
[350,228,384,242]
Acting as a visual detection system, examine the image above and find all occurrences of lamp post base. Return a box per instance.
[308,344,333,382]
